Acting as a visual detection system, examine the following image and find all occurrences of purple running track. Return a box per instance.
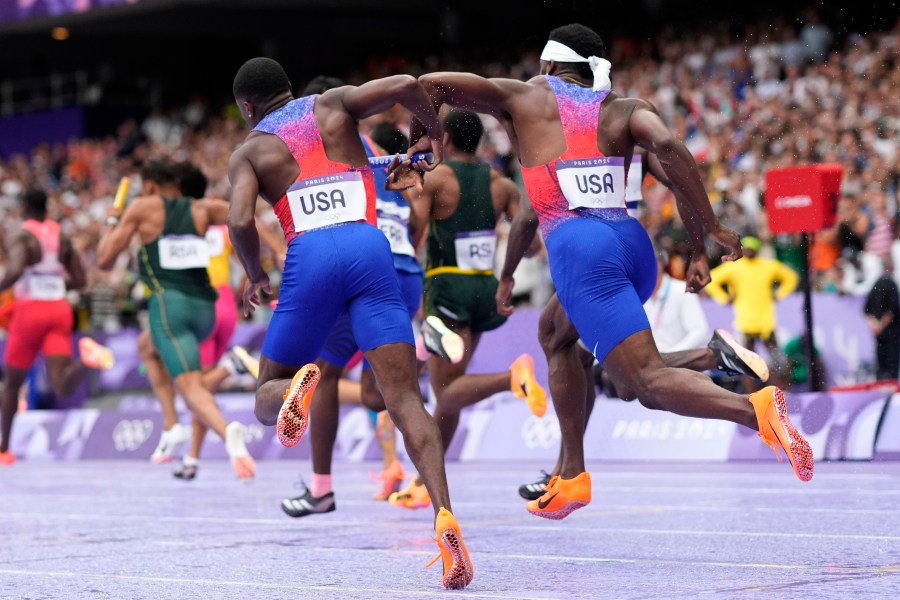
[1,460,899,598]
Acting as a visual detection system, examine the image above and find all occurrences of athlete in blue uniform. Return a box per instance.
[410,24,813,522]
[279,77,425,517]
[228,59,473,589]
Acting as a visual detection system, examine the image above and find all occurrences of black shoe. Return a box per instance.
[281,489,336,518]
[708,329,770,381]
[518,471,552,501]
[173,460,198,481]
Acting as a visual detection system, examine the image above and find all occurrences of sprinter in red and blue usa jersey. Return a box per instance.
[228,58,473,590]
[412,23,813,520]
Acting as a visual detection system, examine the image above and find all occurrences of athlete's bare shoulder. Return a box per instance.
[424,163,455,192]
[238,130,284,154]
[127,194,164,219]
[605,94,661,120]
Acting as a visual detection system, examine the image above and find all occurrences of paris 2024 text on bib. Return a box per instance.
[555,156,626,211]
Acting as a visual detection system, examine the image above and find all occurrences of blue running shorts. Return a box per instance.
[545,217,657,364]
[262,223,415,367]
[319,269,422,370]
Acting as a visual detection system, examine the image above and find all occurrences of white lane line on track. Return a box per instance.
[0,569,545,600]
[494,526,900,541]
[4,511,900,540]
[3,550,898,578]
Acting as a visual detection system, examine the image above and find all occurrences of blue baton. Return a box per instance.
[367,152,434,167]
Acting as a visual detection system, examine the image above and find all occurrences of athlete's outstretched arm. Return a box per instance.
[0,235,27,292]
[418,73,525,119]
[97,200,141,270]
[496,191,540,316]
[332,76,444,164]
[411,73,525,149]
[629,102,741,261]
[645,153,711,292]
[227,151,270,315]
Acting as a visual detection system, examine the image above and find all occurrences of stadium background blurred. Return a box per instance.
[0,0,897,383]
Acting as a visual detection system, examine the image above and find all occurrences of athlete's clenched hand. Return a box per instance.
[496,276,516,317]
[385,154,425,192]
[710,224,743,262]
[684,252,711,293]
[242,275,272,317]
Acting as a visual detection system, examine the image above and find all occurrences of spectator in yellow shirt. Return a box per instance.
[706,236,799,352]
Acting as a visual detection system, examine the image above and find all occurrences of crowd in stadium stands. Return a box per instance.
[0,14,897,332]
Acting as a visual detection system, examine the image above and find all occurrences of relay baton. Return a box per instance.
[367,152,434,168]
[113,177,131,210]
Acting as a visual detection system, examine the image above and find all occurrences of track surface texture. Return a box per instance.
[2,460,899,599]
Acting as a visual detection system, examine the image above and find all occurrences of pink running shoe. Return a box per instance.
[276,364,321,448]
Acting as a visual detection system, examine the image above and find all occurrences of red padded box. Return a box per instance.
[765,164,843,234]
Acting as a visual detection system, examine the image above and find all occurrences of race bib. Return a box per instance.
[626,156,643,202]
[554,157,625,210]
[159,235,210,270]
[286,172,367,232]
[27,273,66,301]
[378,217,416,257]
[205,227,226,256]
[376,199,415,257]
[455,230,496,272]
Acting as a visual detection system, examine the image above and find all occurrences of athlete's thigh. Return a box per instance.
[601,328,666,394]
[547,220,650,365]
[148,293,204,378]
[319,310,358,369]
[41,301,73,360]
[4,303,49,370]
[618,219,658,304]
[263,232,346,367]
[343,225,414,353]
[397,270,424,318]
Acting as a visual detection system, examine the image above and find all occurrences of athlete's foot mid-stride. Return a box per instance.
[276,364,321,448]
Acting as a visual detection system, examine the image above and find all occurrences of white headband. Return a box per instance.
[540,40,612,92]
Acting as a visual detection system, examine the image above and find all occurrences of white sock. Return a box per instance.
[183,455,199,467]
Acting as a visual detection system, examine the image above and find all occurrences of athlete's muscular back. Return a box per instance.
[420,165,519,223]
[415,72,739,259]
[96,196,228,270]
[231,94,373,207]
[0,226,83,293]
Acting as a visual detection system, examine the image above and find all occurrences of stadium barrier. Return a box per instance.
[4,296,896,461]
[5,388,894,462]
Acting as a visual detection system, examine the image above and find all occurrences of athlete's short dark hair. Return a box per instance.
[371,122,409,156]
[174,162,208,199]
[22,188,47,214]
[548,24,606,80]
[443,109,483,155]
[233,57,291,104]
[302,75,345,96]
[141,159,177,186]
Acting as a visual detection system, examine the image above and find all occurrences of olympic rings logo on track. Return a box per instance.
[520,414,560,449]
[112,419,154,452]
